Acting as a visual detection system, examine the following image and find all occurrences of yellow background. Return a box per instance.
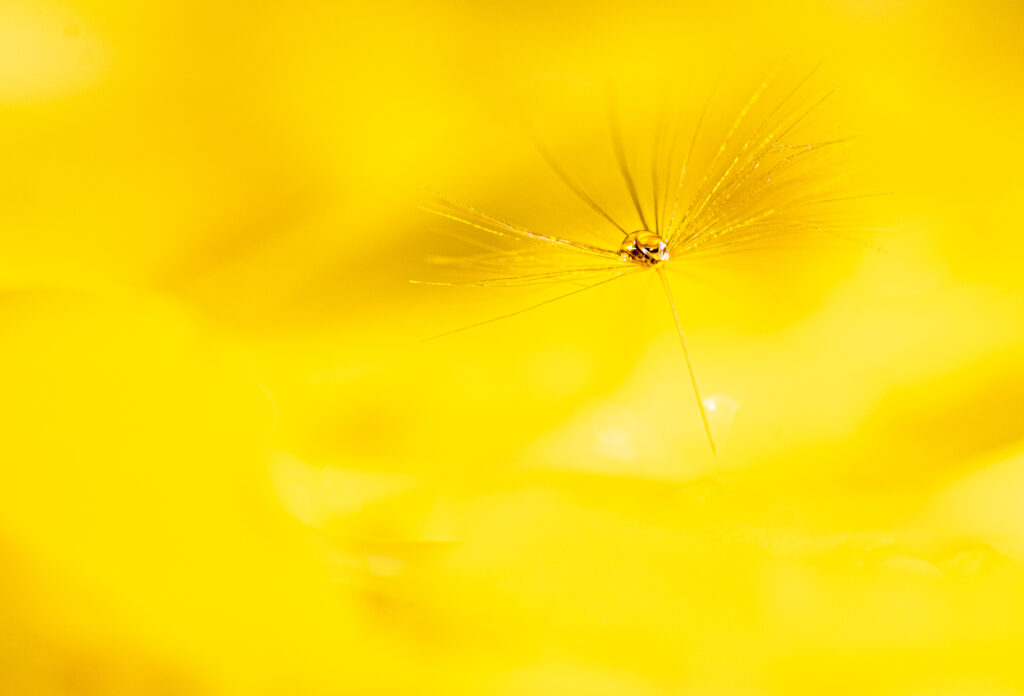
[1,0,1023,694]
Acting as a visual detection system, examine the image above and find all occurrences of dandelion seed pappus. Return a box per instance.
[418,65,882,456]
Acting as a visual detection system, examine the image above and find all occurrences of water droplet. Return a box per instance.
[619,230,670,264]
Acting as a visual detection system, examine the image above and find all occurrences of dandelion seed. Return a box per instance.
[419,67,881,455]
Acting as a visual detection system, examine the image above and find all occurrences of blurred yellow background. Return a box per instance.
[1,0,1023,694]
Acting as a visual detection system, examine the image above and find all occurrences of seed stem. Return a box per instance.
[656,266,717,456]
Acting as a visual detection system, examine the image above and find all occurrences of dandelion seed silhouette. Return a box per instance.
[420,68,877,456]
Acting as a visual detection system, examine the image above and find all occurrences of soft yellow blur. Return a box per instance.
[1,0,1023,694]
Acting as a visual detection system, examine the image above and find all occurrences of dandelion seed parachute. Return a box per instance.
[419,66,879,455]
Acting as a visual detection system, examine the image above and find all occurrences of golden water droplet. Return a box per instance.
[619,230,669,264]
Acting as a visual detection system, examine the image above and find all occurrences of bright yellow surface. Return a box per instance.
[1,1,1023,694]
